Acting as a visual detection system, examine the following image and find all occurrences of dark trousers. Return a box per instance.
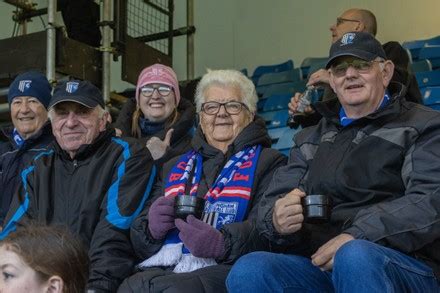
[118,264,231,293]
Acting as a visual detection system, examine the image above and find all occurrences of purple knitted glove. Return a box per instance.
[175,215,225,259]
[148,196,176,240]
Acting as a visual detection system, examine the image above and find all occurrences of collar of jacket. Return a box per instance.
[0,121,52,150]
[314,82,407,127]
[53,127,115,161]
[118,98,196,145]
[191,116,272,159]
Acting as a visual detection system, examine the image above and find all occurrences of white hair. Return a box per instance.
[195,69,258,113]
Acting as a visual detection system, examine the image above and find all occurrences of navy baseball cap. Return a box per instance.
[326,32,387,69]
[49,80,105,109]
[8,71,52,109]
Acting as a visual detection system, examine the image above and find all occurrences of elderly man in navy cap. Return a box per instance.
[227,32,440,292]
[0,71,53,229]
[1,80,156,292]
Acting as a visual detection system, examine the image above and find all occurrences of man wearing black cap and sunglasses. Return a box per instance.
[289,8,422,128]
[1,80,156,292]
[227,32,440,292]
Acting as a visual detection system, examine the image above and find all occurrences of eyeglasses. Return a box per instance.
[201,101,249,115]
[330,60,384,77]
[336,17,361,26]
[140,85,173,97]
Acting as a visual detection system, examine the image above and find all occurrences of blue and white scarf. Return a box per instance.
[139,145,262,273]
[12,128,24,148]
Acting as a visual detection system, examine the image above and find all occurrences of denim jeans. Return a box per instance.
[226,240,440,293]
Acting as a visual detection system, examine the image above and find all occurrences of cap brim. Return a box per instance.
[48,96,99,109]
[325,50,378,68]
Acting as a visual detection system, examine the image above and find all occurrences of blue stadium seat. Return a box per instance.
[415,70,440,88]
[259,109,289,129]
[257,68,302,87]
[256,68,303,96]
[410,59,432,73]
[300,57,328,79]
[307,59,328,79]
[257,98,267,111]
[403,36,440,61]
[422,86,440,105]
[273,127,302,155]
[262,93,291,112]
[262,80,307,100]
[268,126,290,146]
[419,46,440,69]
[251,60,294,85]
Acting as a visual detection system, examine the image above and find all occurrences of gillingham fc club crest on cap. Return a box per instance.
[18,80,32,93]
[66,81,79,93]
[341,33,356,46]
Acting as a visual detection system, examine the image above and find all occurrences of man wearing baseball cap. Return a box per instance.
[227,32,440,292]
[0,71,53,229]
[2,80,156,292]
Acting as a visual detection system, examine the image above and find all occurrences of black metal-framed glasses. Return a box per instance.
[201,101,249,115]
[330,60,384,77]
[336,17,361,26]
[140,85,173,97]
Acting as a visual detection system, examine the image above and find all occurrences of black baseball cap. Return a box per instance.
[49,80,105,109]
[326,32,387,69]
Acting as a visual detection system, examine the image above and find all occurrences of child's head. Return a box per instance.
[0,225,89,293]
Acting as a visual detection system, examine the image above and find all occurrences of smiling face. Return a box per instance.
[329,56,394,118]
[50,102,108,158]
[10,96,48,139]
[0,246,48,293]
[138,83,176,122]
[199,84,253,153]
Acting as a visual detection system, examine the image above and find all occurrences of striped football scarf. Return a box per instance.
[139,145,261,273]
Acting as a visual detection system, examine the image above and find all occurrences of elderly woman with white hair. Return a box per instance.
[119,69,287,292]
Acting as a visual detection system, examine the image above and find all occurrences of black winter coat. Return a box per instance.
[257,84,440,277]
[1,128,156,292]
[114,98,196,164]
[0,122,53,226]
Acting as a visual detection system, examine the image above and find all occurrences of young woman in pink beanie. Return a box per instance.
[114,64,195,161]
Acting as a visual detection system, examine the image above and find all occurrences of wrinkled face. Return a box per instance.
[51,102,107,158]
[10,96,48,139]
[138,83,176,122]
[329,56,393,117]
[0,246,47,293]
[330,10,362,43]
[199,85,253,150]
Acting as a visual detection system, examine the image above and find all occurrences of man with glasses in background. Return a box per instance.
[289,8,421,127]
[227,32,440,292]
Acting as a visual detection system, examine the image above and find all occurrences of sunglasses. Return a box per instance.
[330,60,384,77]
[336,17,361,26]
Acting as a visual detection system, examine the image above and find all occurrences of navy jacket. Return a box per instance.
[0,122,53,226]
[1,128,156,292]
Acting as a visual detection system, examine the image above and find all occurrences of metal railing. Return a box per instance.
[0,0,196,114]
